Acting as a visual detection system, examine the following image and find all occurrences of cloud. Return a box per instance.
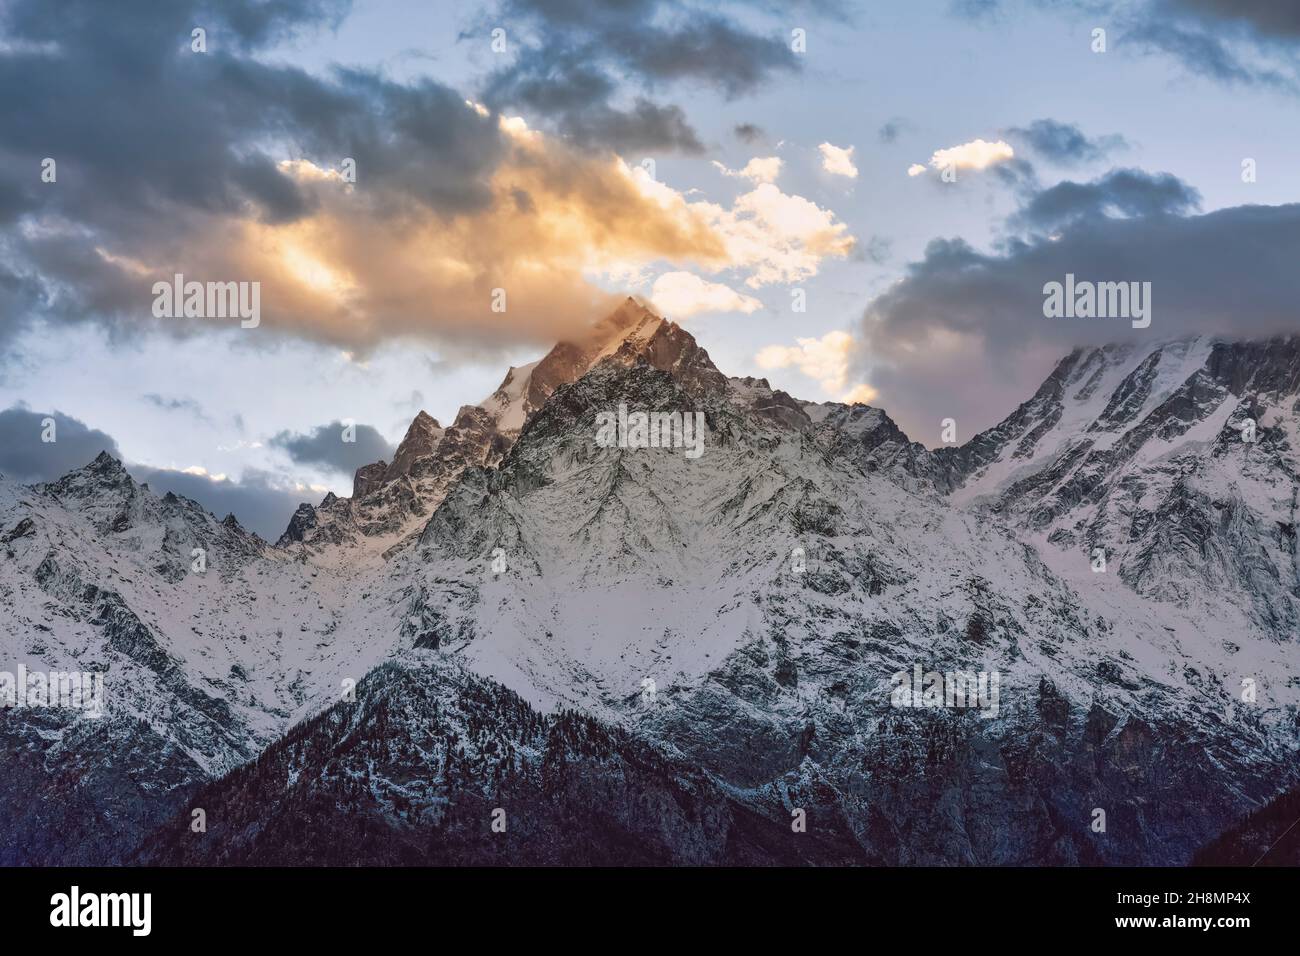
[6,101,758,354]
[912,138,1015,177]
[4,0,839,359]
[841,383,880,405]
[853,176,1300,441]
[1013,168,1201,231]
[1169,0,1300,37]
[649,272,762,318]
[270,421,396,476]
[715,184,855,287]
[734,123,766,144]
[501,86,705,154]
[712,156,783,184]
[818,142,859,178]
[1004,119,1128,166]
[632,173,855,289]
[0,0,510,347]
[952,0,1300,89]
[0,406,122,481]
[755,330,873,401]
[479,0,805,154]
[1124,0,1300,92]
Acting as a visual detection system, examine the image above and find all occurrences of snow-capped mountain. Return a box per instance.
[943,338,1300,648]
[275,298,724,561]
[2,301,1297,865]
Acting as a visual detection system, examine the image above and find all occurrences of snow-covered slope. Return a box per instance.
[937,337,1300,647]
[2,303,1297,865]
[0,455,407,862]
[364,346,1300,863]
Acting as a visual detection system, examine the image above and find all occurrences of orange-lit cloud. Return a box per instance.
[755,330,875,402]
[90,107,851,353]
[649,271,762,318]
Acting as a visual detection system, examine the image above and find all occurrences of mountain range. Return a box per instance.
[3,298,1298,865]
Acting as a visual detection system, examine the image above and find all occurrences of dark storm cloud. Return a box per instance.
[480,0,803,153]
[1012,168,1200,231]
[0,0,507,346]
[127,465,307,540]
[854,175,1300,441]
[270,421,395,476]
[1004,120,1128,166]
[734,123,766,144]
[0,406,122,481]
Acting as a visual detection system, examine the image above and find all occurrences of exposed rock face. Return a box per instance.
[2,303,1298,866]
[809,402,957,495]
[729,376,811,430]
[383,411,443,483]
[276,503,318,546]
[351,460,388,498]
[1,516,34,544]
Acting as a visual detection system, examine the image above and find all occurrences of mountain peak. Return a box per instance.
[601,296,658,333]
[45,451,134,495]
[477,299,664,438]
[89,450,127,473]
[384,411,446,481]
[308,298,713,544]
[410,410,441,429]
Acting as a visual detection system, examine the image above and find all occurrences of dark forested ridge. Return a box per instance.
[135,655,864,865]
[1193,783,1300,866]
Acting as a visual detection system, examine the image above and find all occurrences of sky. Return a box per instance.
[2,0,1299,537]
